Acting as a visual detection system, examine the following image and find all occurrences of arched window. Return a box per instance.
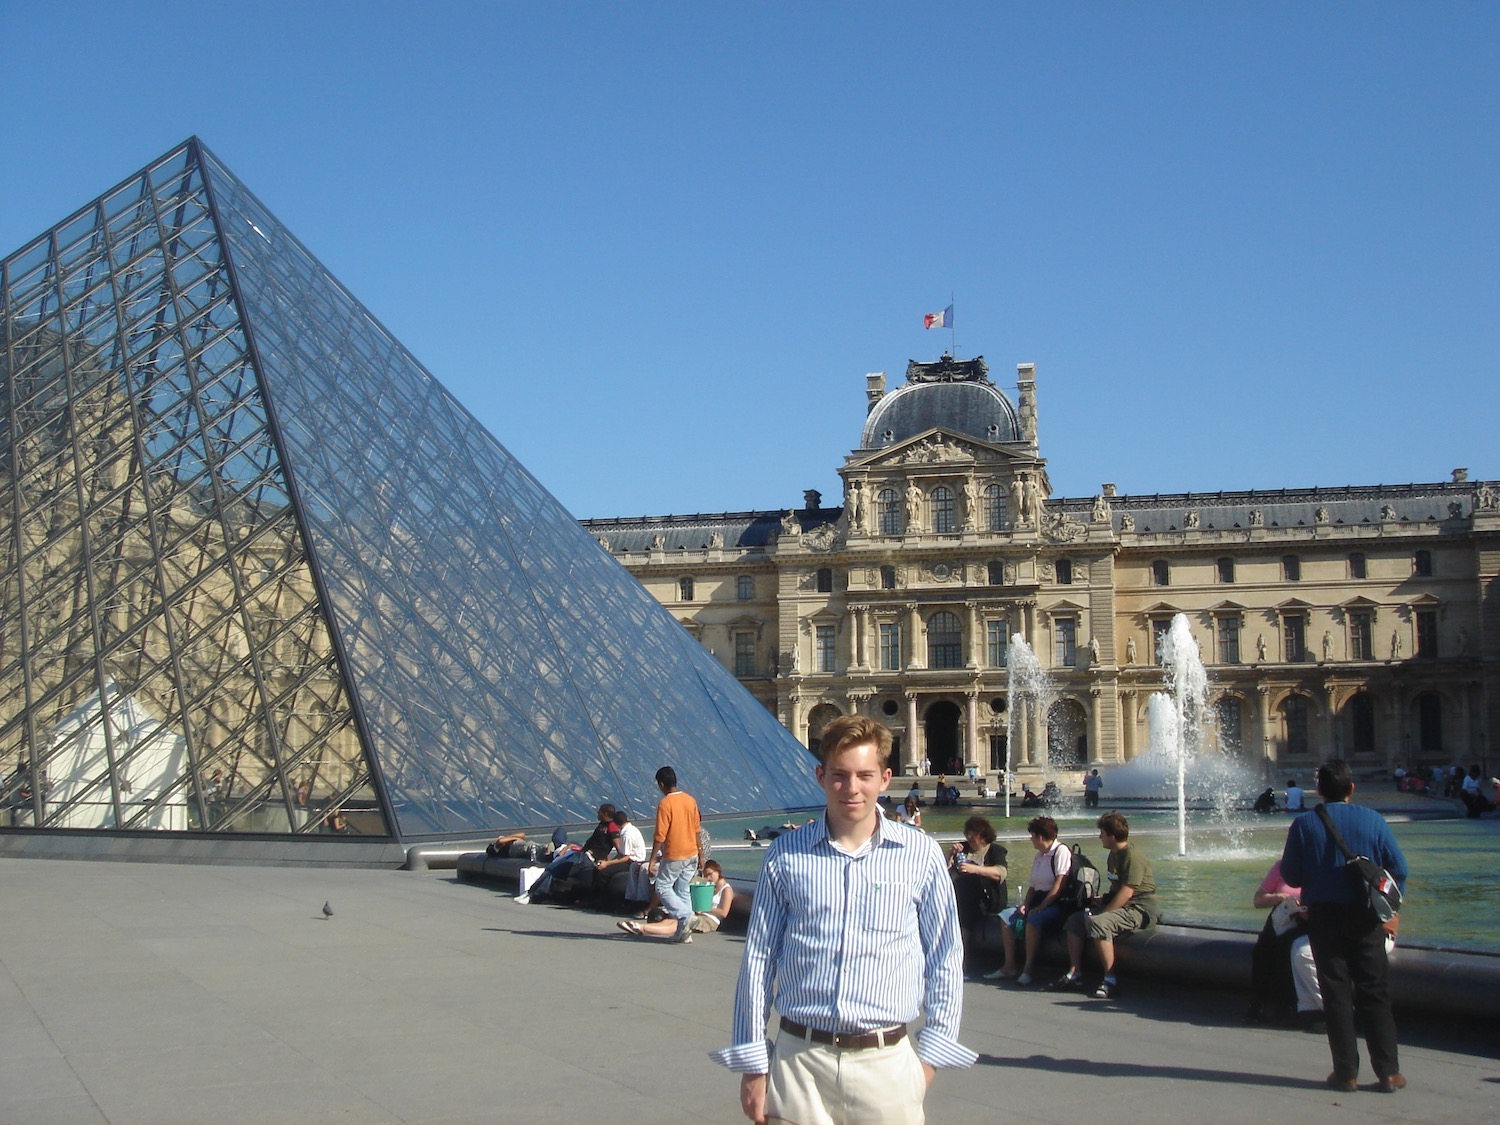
[1215,696,1244,756]
[931,486,955,534]
[1416,692,1442,755]
[984,484,1007,531]
[1281,695,1310,756]
[1346,693,1376,756]
[877,488,900,535]
[927,610,963,669]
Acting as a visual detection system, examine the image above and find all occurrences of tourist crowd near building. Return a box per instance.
[585,356,1498,780]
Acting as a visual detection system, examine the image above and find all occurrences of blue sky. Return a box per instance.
[3,2,1496,519]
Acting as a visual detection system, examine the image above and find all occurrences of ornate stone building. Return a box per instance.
[585,355,1498,780]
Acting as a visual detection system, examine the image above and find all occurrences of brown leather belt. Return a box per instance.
[779,1016,907,1050]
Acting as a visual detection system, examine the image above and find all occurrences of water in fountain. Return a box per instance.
[1005,637,1059,819]
[1110,613,1260,855]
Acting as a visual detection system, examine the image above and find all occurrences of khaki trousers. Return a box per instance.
[766,1027,927,1125]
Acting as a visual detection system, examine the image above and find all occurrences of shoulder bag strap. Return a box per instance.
[1314,803,1356,861]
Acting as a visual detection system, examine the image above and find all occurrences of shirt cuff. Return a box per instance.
[709,1039,772,1073]
[914,1028,978,1069]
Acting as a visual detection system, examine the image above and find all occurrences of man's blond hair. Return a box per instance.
[815,715,894,768]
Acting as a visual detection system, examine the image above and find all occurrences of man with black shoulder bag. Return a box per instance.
[1281,759,1408,1094]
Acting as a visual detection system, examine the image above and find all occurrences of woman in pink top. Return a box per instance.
[1246,861,1322,1026]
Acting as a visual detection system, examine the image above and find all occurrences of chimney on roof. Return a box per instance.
[1016,363,1038,451]
[803,489,822,511]
[866,372,886,414]
[1102,483,1117,497]
[1453,467,1469,482]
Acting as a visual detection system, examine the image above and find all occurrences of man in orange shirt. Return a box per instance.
[644,765,702,944]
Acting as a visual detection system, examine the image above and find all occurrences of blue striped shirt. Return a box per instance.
[710,814,976,1073]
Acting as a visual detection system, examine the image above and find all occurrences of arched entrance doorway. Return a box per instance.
[1046,699,1088,771]
[924,700,963,775]
[806,704,842,759]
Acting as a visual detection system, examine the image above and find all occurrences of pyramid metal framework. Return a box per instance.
[0,138,821,844]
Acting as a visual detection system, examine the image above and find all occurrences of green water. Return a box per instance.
[705,809,1500,955]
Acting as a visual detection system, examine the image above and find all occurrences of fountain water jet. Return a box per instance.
[1005,637,1058,820]
[1157,613,1209,856]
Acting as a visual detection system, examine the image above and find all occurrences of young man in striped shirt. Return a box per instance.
[711,715,975,1124]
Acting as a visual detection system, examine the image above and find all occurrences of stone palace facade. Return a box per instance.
[583,356,1498,780]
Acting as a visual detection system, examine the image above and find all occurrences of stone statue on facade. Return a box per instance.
[1475,484,1498,511]
[1184,511,1200,529]
[962,478,979,531]
[1256,633,1268,662]
[709,530,723,549]
[1125,636,1137,664]
[1315,506,1330,525]
[1120,512,1135,532]
[905,482,923,527]
[1088,635,1101,665]
[780,510,799,538]
[1391,631,1402,660]
[1380,504,1396,521]
[845,479,866,532]
[594,534,610,551]
[1010,476,1027,524]
[1091,494,1111,524]
[1322,631,1333,662]
[650,533,665,551]
[1249,509,1264,528]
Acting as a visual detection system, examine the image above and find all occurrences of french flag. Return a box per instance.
[923,304,953,330]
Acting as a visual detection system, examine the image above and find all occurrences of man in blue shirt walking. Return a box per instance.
[711,715,974,1123]
[1281,759,1408,1093]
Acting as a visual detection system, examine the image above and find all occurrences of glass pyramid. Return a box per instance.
[1,137,820,843]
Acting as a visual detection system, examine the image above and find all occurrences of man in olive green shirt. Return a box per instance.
[1047,813,1160,999]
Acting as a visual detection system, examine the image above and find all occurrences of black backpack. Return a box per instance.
[1058,844,1101,912]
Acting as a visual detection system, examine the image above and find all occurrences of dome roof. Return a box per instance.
[861,355,1021,449]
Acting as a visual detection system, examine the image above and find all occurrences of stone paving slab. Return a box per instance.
[0,857,1494,1124]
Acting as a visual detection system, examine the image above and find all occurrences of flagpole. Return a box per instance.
[949,292,956,355]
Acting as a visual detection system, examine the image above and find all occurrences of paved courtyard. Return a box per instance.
[1,857,1494,1124]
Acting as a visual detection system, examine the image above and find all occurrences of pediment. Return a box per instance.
[843,427,1026,472]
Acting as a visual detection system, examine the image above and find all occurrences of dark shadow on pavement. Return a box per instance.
[975,1053,1327,1091]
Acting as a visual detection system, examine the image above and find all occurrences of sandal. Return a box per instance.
[616,920,643,936]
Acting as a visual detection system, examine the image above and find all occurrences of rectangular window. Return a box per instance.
[678,577,694,601]
[1152,619,1171,665]
[986,619,1009,667]
[1217,616,1240,664]
[1055,618,1077,668]
[1217,557,1235,584]
[1349,612,1373,660]
[879,622,901,671]
[988,733,1007,771]
[1283,555,1301,582]
[816,625,836,673]
[736,575,753,601]
[1416,610,1437,657]
[1283,614,1306,662]
[1348,553,1366,580]
[734,632,756,677]
[880,565,896,590]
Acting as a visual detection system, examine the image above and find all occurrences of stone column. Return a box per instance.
[905,692,921,771]
[1324,685,1339,759]
[850,606,867,671]
[966,689,980,767]
[1256,685,1273,778]
[966,601,981,669]
[1088,687,1102,765]
[1120,690,1135,762]
[906,603,923,669]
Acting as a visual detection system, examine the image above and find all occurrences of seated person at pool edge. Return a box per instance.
[984,815,1071,985]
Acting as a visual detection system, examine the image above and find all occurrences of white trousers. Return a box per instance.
[766,1028,926,1125]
